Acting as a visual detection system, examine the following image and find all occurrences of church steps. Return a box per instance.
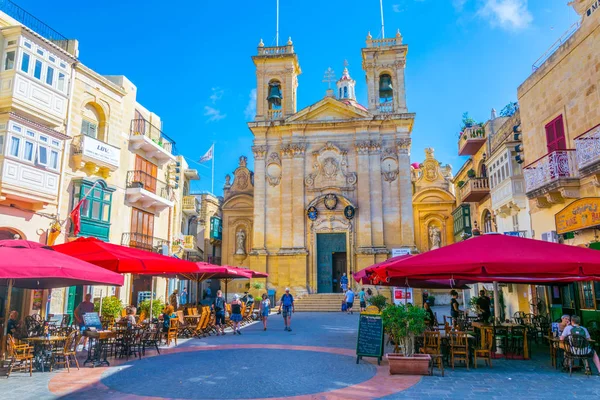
[293,293,348,312]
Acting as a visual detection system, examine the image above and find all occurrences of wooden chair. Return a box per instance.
[53,331,80,372]
[192,309,208,337]
[474,328,494,368]
[420,331,444,376]
[243,303,255,324]
[141,324,162,355]
[6,335,33,377]
[166,317,179,346]
[449,331,470,370]
[176,310,192,337]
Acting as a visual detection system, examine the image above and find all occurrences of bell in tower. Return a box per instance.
[267,81,283,107]
[379,74,394,100]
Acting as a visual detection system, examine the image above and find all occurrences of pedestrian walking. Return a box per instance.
[259,293,270,331]
[345,287,355,314]
[278,288,295,331]
[230,294,243,335]
[169,289,178,309]
[212,290,227,335]
[359,287,367,312]
[181,287,188,306]
[340,273,349,293]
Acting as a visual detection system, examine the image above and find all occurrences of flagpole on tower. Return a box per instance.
[211,142,215,195]
[380,0,385,38]
[276,0,280,46]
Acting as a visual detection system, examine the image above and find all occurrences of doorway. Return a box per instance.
[316,233,347,293]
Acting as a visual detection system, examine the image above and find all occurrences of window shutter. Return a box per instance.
[545,119,557,152]
[554,116,566,150]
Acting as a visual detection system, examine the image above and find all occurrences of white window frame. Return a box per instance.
[33,59,43,80]
[23,140,35,163]
[20,51,30,74]
[49,149,59,171]
[4,121,63,171]
[8,135,20,158]
[4,50,15,71]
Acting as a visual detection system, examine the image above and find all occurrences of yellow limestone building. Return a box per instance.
[223,32,416,296]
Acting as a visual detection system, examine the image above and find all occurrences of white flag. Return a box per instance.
[199,144,214,163]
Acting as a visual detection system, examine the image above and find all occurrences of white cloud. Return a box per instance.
[392,4,403,12]
[244,88,257,120]
[453,0,468,11]
[209,87,224,104]
[477,0,533,30]
[204,106,226,122]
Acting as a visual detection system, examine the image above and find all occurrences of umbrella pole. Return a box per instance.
[2,279,14,358]
[99,289,103,316]
[493,281,500,323]
[149,277,154,322]
[197,279,200,307]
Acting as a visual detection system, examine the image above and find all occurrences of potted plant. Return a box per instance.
[457,180,465,188]
[139,298,165,320]
[382,303,430,375]
[367,294,387,311]
[94,296,123,319]
[467,169,476,178]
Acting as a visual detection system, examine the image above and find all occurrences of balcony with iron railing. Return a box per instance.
[459,177,490,203]
[121,232,169,254]
[523,150,580,206]
[458,125,486,156]
[129,119,176,164]
[379,101,393,114]
[71,134,120,177]
[0,0,71,52]
[125,170,173,212]
[182,195,200,216]
[574,124,600,174]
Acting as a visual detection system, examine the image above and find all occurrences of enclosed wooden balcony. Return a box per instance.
[182,195,199,216]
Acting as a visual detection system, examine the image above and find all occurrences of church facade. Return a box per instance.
[222,32,416,296]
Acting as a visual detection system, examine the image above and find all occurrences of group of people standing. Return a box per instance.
[340,272,372,314]
[210,287,296,334]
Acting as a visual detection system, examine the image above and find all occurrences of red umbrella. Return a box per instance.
[374,234,600,282]
[353,254,411,284]
[179,264,253,304]
[0,240,124,288]
[53,237,198,274]
[0,239,124,353]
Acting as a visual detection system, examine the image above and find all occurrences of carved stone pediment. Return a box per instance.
[305,142,357,191]
[225,156,254,199]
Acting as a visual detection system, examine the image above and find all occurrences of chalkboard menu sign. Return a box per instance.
[356,313,384,364]
[83,312,102,330]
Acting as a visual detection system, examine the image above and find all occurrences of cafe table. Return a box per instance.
[23,336,67,372]
[83,330,117,367]
[544,335,596,368]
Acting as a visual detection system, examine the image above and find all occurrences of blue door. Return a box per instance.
[316,233,347,293]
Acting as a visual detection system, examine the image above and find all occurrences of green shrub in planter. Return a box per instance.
[467,169,476,178]
[457,181,465,188]
[139,298,165,319]
[94,296,123,319]
[368,295,388,311]
[382,303,427,356]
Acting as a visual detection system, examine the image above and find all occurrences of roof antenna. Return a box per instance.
[380,0,385,38]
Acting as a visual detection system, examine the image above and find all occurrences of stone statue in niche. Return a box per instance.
[235,229,246,255]
[429,225,441,250]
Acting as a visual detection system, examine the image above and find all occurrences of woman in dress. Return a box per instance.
[259,293,271,331]
[230,294,243,335]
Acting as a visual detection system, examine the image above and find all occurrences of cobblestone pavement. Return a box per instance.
[0,312,599,399]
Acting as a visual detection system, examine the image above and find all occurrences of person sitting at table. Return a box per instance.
[476,289,491,323]
[121,307,137,327]
[7,310,23,338]
[424,302,435,328]
[161,305,176,332]
[558,314,571,335]
[450,290,461,326]
[560,315,600,374]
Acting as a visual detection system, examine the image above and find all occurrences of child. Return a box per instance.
[259,293,271,331]
[230,294,243,335]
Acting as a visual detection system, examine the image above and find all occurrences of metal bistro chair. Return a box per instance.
[141,324,162,356]
[564,334,595,376]
[508,326,527,359]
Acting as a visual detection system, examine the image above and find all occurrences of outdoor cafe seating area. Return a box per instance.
[4,301,259,377]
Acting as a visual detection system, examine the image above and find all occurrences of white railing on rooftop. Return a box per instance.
[532,21,580,71]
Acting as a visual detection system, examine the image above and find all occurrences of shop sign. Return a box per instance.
[555,198,600,234]
[393,287,413,305]
[391,248,411,258]
[32,289,43,310]
[82,135,120,168]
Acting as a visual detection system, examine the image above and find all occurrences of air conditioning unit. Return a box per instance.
[541,231,558,243]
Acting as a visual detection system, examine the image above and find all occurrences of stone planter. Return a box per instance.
[386,353,431,375]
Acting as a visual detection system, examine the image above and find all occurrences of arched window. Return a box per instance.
[339,88,342,98]
[343,87,348,98]
[379,74,393,101]
[267,80,282,111]
[480,163,487,178]
[483,210,494,233]
[81,103,107,142]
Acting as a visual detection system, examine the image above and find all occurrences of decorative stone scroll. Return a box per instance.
[381,147,399,182]
[266,152,282,187]
[305,142,357,191]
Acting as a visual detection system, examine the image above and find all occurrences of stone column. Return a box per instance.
[280,145,294,249]
[368,141,384,247]
[251,145,267,252]
[397,139,415,248]
[355,141,372,248]
[292,143,306,249]
[394,60,407,112]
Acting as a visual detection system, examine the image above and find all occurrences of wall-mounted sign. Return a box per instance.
[344,205,355,220]
[32,289,43,311]
[210,216,222,241]
[393,287,413,305]
[82,135,120,168]
[324,193,338,210]
[555,197,600,234]
[391,248,411,258]
[585,1,599,18]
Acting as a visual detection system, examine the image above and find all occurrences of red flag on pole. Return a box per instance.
[70,198,85,236]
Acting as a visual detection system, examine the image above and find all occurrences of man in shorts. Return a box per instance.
[212,290,227,335]
[359,287,367,312]
[278,288,295,331]
[345,287,355,314]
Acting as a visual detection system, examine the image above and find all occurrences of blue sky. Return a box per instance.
[20,0,579,195]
